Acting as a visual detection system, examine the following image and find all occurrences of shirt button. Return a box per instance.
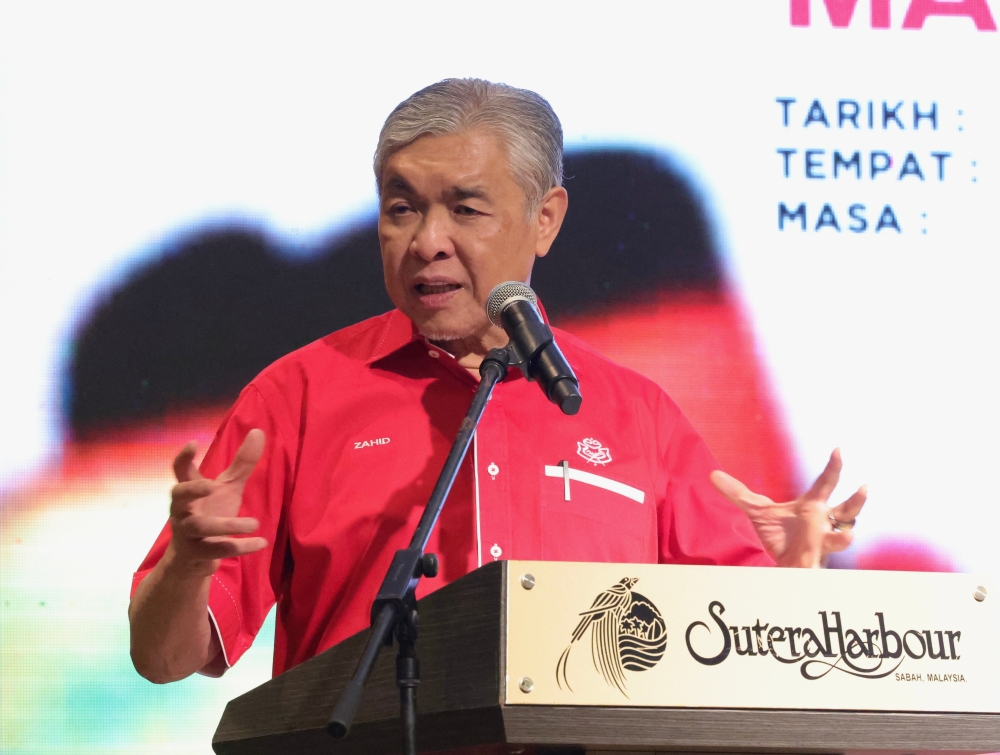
[427,349,440,358]
[487,462,499,479]
[490,543,502,560]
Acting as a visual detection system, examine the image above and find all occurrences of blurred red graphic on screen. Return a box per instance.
[855,538,957,572]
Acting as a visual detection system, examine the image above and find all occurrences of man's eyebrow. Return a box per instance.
[450,185,490,201]
[384,176,413,193]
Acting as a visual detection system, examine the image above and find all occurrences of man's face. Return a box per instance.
[378,129,562,346]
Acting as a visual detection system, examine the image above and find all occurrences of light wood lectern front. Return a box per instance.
[213,561,1000,755]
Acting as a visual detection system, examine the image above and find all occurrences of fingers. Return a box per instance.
[213,536,268,558]
[173,441,205,483]
[217,429,266,486]
[201,536,269,559]
[166,430,269,574]
[822,485,866,560]
[179,535,268,561]
[803,448,843,503]
[175,515,260,539]
[170,430,266,516]
[170,514,267,562]
[170,479,214,516]
[831,485,867,524]
[823,528,854,555]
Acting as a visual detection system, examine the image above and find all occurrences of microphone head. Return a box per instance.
[486,281,538,328]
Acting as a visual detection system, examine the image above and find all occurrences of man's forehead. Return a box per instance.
[380,130,516,192]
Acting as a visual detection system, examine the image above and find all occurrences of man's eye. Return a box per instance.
[455,205,480,216]
[389,203,412,215]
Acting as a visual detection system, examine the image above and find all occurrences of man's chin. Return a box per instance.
[417,325,479,343]
[410,310,487,345]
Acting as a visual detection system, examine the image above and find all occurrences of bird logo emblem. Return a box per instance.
[555,577,667,697]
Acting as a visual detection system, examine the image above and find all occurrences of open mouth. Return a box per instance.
[415,282,462,296]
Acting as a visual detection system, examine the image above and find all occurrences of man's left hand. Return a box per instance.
[710,448,866,568]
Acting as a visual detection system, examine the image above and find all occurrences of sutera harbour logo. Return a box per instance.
[685,601,964,680]
[556,578,667,697]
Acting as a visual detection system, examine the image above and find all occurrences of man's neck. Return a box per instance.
[430,328,509,378]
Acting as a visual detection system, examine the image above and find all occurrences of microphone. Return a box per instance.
[486,282,582,416]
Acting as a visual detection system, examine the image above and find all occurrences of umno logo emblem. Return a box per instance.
[577,438,612,466]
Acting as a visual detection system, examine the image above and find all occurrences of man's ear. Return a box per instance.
[533,186,569,260]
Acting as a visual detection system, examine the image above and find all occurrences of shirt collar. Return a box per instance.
[365,309,421,364]
[365,300,553,365]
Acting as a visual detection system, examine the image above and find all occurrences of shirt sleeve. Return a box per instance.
[654,392,774,567]
[130,383,294,671]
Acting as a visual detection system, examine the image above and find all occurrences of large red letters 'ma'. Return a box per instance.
[901,0,997,30]
[791,0,995,29]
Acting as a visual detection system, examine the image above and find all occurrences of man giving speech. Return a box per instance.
[128,78,867,683]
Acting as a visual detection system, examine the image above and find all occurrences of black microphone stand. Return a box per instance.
[327,346,511,755]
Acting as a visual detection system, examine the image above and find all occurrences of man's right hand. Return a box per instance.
[129,429,268,683]
[166,428,269,578]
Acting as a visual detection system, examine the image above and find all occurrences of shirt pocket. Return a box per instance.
[539,463,656,562]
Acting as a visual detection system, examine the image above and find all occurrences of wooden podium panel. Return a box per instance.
[214,562,506,755]
[213,562,1000,755]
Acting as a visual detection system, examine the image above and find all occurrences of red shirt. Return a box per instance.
[132,309,771,676]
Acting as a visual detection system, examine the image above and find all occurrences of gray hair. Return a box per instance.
[374,78,564,215]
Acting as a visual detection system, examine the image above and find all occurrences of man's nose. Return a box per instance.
[409,207,455,262]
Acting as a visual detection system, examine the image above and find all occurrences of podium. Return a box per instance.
[214,561,1000,755]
